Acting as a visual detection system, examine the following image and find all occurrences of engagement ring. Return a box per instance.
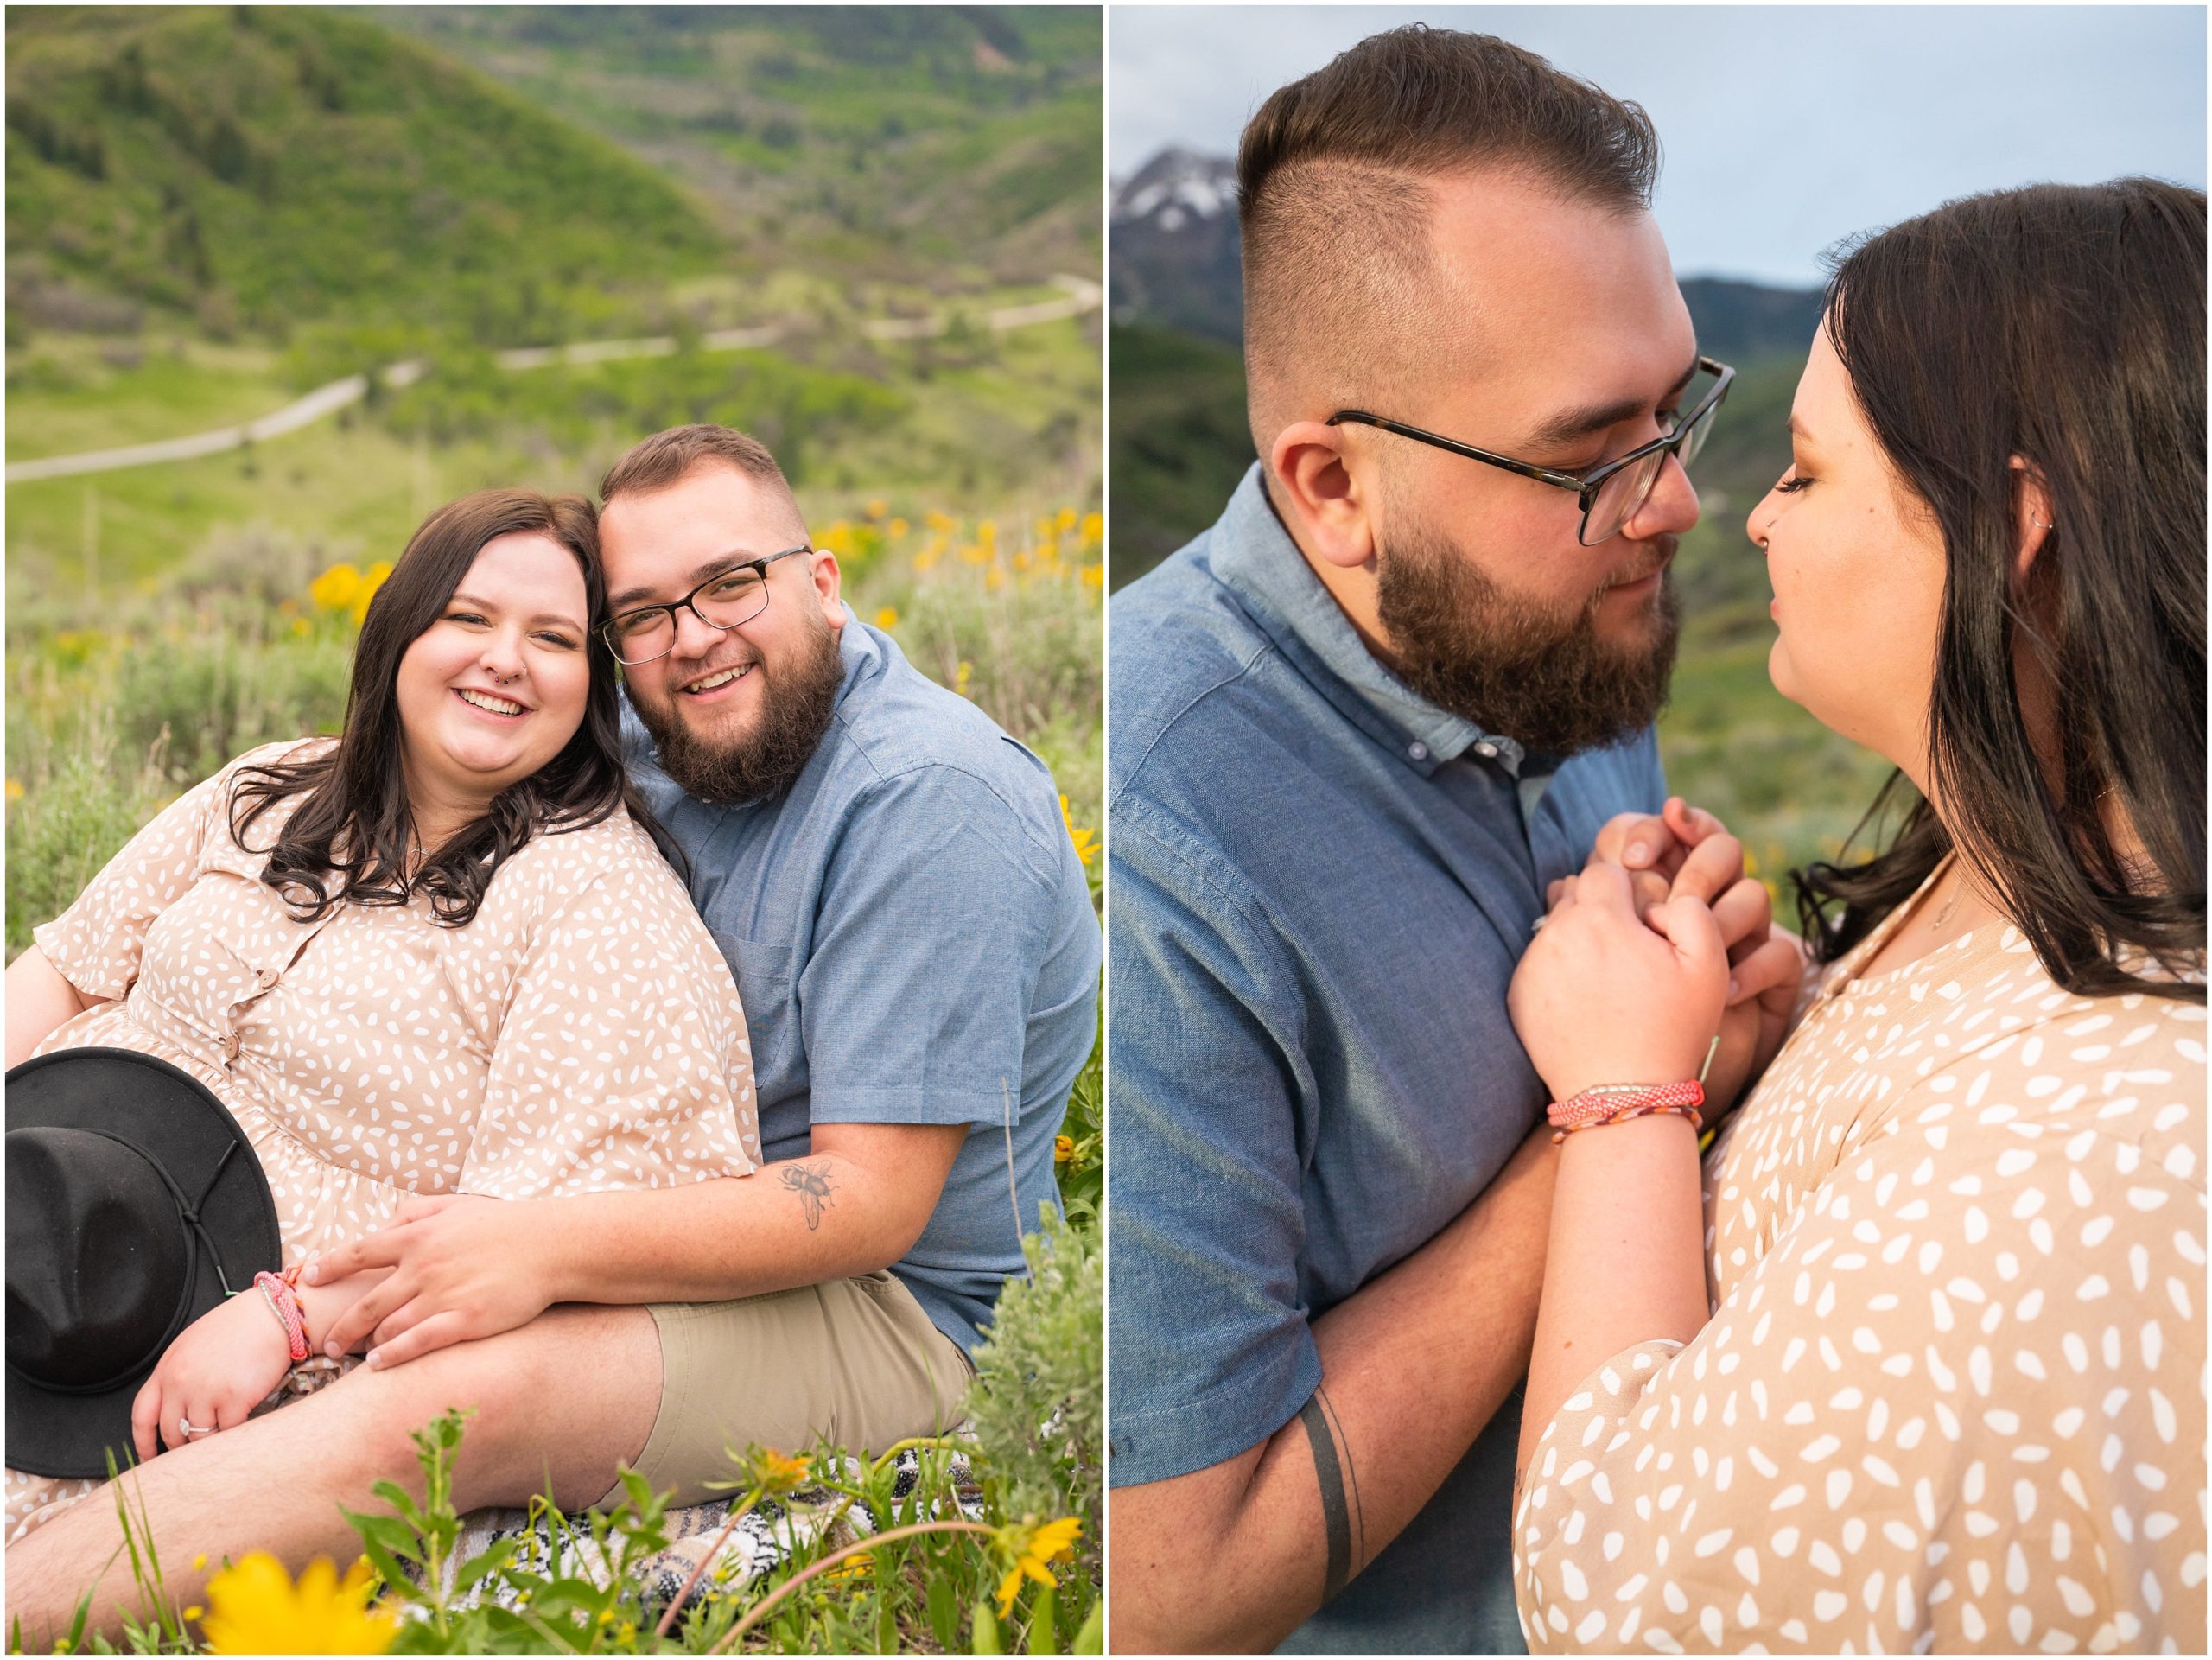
[178,1417,213,1439]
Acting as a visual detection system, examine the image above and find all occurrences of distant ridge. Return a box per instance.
[6,6,723,344]
[1109,146,1824,362]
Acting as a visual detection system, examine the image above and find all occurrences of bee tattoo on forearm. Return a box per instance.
[779,1161,835,1230]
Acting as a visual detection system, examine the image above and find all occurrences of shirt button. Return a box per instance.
[1408,741,1430,762]
[219,1033,240,1060]
[1474,741,1498,760]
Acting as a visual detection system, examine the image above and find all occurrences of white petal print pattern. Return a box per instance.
[7,739,762,1542]
[1515,859,2206,1654]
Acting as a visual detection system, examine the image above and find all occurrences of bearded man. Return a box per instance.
[1107,27,1790,1654]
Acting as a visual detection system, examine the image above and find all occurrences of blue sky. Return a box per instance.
[1110,5,2209,286]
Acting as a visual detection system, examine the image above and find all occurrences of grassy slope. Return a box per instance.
[369,6,1102,288]
[6,6,724,341]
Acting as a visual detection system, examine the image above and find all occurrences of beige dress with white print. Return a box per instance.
[6,739,763,1542]
[1514,856,2207,1653]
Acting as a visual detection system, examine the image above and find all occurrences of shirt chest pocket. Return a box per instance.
[710,932,801,1102]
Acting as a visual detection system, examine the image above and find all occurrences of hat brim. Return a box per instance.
[7,1048,281,1479]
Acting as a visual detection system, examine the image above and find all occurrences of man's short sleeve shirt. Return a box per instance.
[1108,467,1668,1484]
[626,611,1100,1353]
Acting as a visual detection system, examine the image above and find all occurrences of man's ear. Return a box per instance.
[2010,455,2054,582]
[1268,422,1378,570]
[810,548,844,624]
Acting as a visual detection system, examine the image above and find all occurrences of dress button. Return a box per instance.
[256,966,279,989]
[220,1033,240,1060]
[1408,741,1430,762]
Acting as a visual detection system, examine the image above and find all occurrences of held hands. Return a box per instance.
[302,1193,547,1368]
[1565,798,1807,1114]
[1510,862,1730,1104]
[130,1285,294,1461]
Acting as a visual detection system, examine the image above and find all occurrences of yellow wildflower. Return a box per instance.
[865,499,888,520]
[4,779,22,805]
[1056,506,1079,534]
[976,518,998,550]
[819,521,855,557]
[1079,512,1103,544]
[955,661,973,697]
[874,607,899,632]
[1053,1135,1074,1167]
[993,1516,1081,1619]
[887,516,910,539]
[1059,795,1097,867]
[734,1447,813,1498]
[959,541,990,566]
[308,563,363,614]
[352,561,392,626]
[985,565,1005,593]
[913,549,941,574]
[1080,564,1104,594]
[924,509,955,532]
[199,1552,395,1654]
[292,617,312,637]
[823,1549,875,1582]
[182,1606,204,1621]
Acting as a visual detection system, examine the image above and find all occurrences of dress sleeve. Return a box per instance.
[1514,1084,2206,1653]
[1104,799,1323,1488]
[30,764,237,1000]
[457,825,762,1200]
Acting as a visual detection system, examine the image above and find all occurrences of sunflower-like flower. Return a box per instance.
[991,1515,1082,1619]
[1059,795,1098,868]
[199,1552,395,1654]
[308,563,363,614]
[733,1446,814,1498]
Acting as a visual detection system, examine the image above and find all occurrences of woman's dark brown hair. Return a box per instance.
[1794,177,2206,1002]
[230,488,675,927]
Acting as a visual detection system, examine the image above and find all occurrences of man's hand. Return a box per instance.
[1568,798,1805,1113]
[130,1286,294,1461]
[305,1195,550,1367]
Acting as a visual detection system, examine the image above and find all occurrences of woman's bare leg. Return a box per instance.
[4,1304,660,1647]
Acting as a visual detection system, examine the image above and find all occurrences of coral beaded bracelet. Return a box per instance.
[1546,1080,1706,1143]
[254,1269,311,1364]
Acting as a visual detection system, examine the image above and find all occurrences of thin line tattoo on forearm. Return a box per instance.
[1299,1385,1364,1604]
[779,1161,835,1230]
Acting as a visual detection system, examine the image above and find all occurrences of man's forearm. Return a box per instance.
[536,1124,964,1307]
[1112,1127,1556,1653]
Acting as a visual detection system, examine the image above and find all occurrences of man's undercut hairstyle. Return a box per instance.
[1237,25,1660,446]
[599,423,798,517]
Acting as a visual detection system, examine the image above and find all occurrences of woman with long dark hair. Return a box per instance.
[3,489,763,1541]
[1508,177,2205,1651]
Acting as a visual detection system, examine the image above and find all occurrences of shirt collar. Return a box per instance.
[1207,464,1535,779]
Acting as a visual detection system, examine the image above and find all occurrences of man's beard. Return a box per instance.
[631,618,845,805]
[1374,519,1681,757]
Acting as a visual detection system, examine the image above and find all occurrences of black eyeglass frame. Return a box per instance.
[600,544,813,665]
[1327,356,1735,545]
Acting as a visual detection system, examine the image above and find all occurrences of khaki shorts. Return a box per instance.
[598,1270,975,1510]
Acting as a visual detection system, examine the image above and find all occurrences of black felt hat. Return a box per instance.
[6,1048,281,1479]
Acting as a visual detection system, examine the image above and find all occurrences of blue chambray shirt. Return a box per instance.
[1108,467,1665,1635]
[624,607,1100,1354]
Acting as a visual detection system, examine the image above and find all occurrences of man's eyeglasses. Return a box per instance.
[1328,356,1735,546]
[600,545,811,665]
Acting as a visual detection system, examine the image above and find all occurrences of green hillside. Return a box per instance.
[370,6,1102,286]
[6,6,725,347]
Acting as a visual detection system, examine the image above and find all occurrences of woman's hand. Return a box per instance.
[129,1287,294,1462]
[303,1194,554,1367]
[1509,862,1730,1103]
[1572,798,1807,1113]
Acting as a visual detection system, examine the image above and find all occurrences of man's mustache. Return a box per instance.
[1602,533,1678,594]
